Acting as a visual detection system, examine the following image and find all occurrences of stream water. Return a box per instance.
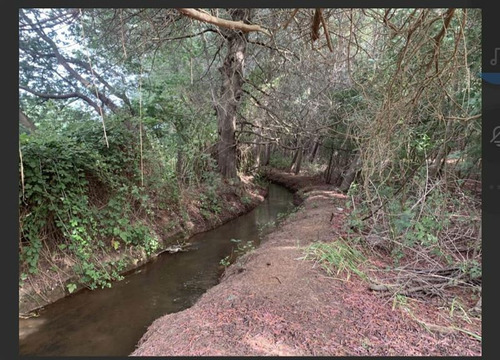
[18,183,294,356]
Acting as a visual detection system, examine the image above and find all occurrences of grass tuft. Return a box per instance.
[302,238,367,281]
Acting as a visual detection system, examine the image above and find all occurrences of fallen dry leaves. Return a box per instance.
[131,170,481,356]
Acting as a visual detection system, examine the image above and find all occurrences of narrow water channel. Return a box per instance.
[19,183,294,356]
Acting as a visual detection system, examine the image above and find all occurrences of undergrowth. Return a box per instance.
[18,116,238,293]
[343,173,481,300]
[19,118,162,290]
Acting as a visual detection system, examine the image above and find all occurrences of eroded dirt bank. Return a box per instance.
[131,169,481,356]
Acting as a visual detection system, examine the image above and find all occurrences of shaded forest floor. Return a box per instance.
[131,170,481,356]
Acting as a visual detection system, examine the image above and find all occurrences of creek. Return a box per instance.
[18,183,294,356]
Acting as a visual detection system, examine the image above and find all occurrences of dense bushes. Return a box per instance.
[19,118,160,290]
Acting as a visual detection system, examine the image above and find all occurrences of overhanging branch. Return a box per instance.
[19,85,101,114]
[176,8,270,36]
[21,12,120,114]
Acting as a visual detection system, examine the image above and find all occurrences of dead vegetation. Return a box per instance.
[131,170,481,356]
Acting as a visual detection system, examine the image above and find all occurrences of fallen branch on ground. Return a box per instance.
[368,266,477,298]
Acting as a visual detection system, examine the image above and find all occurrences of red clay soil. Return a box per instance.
[130,170,482,356]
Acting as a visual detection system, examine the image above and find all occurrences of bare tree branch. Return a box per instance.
[311,8,321,42]
[176,8,270,36]
[248,40,299,60]
[318,9,334,52]
[19,85,101,114]
[282,8,299,29]
[157,27,220,41]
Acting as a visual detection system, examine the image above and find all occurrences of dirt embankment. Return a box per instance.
[19,177,267,316]
[131,169,481,356]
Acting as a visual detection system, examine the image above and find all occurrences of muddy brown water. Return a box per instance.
[18,184,294,356]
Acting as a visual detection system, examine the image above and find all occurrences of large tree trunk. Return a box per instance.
[216,9,250,179]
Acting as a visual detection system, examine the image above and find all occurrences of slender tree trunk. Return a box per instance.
[216,9,250,179]
[325,150,342,185]
[254,145,261,169]
[309,139,320,162]
[293,147,303,175]
[262,143,272,166]
[429,120,453,180]
[340,153,362,192]
[253,119,262,169]
[19,110,36,133]
[289,147,300,172]
[325,150,334,182]
[176,148,184,182]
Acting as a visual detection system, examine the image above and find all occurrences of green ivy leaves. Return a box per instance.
[19,119,157,290]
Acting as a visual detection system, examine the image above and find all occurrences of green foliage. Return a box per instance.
[328,88,366,115]
[241,195,252,205]
[253,172,269,188]
[460,260,482,281]
[346,174,481,279]
[231,238,256,255]
[19,91,225,291]
[392,294,409,311]
[302,238,367,281]
[66,283,77,294]
[345,183,368,233]
[384,185,453,263]
[199,185,222,216]
[219,255,231,267]
[219,239,256,269]
[139,47,219,187]
[19,117,159,289]
[268,153,291,170]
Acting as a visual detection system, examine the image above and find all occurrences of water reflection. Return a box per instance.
[19,184,294,356]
